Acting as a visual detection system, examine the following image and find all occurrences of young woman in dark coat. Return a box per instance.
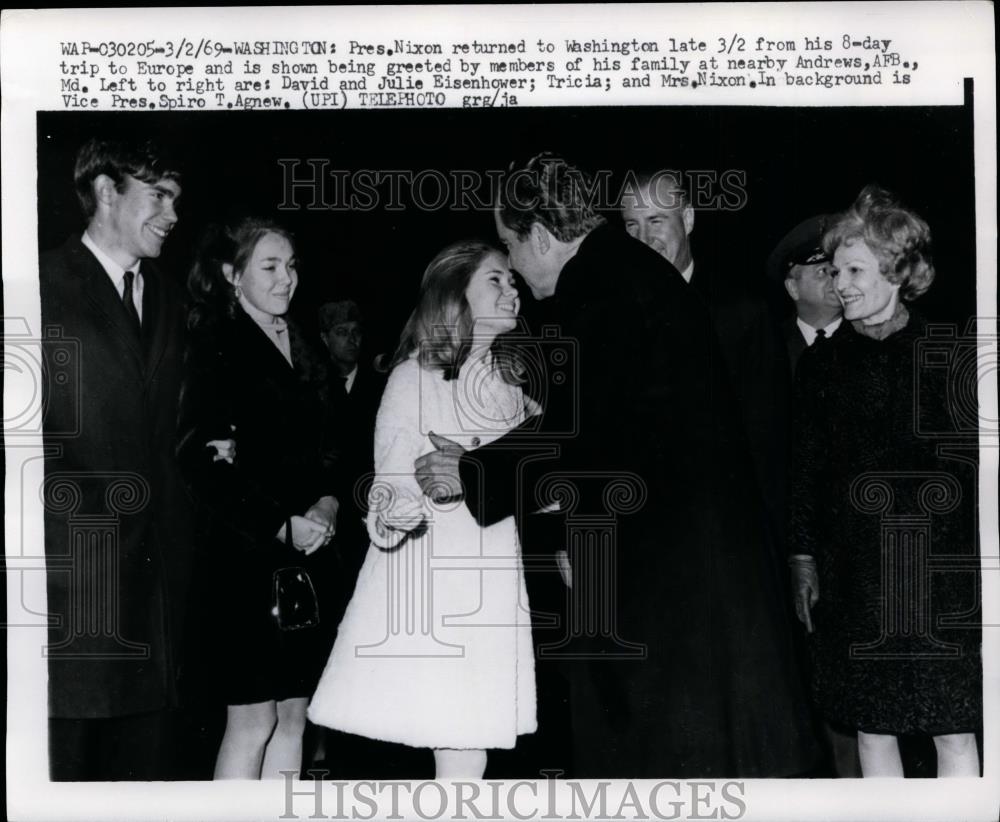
[789,185,981,777]
[177,218,341,779]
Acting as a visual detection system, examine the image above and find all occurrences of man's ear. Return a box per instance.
[784,277,799,301]
[682,203,695,236]
[92,174,118,209]
[532,222,551,255]
[222,262,237,286]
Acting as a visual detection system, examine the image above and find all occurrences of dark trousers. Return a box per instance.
[49,710,174,781]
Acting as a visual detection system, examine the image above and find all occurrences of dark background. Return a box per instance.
[37,87,978,362]
[32,89,981,781]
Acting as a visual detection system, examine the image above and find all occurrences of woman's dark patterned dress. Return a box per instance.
[789,309,981,735]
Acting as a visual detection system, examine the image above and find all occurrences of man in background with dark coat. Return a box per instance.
[318,299,385,505]
[317,299,386,583]
[40,137,193,780]
[768,214,860,778]
[620,170,790,564]
[416,154,819,778]
[767,214,848,374]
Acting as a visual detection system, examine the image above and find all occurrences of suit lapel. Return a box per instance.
[71,239,146,372]
[688,265,707,299]
[140,264,171,384]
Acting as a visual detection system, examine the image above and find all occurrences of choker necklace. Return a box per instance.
[239,295,288,333]
[853,302,909,341]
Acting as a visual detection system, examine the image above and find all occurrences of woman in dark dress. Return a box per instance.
[789,185,981,777]
[177,218,341,779]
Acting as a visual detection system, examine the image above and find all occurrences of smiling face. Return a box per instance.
[788,261,842,312]
[832,239,899,324]
[621,178,694,272]
[104,174,180,267]
[233,231,298,318]
[464,251,520,338]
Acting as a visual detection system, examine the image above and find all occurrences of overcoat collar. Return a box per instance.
[232,305,319,389]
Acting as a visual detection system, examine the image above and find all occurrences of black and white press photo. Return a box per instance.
[3,5,997,821]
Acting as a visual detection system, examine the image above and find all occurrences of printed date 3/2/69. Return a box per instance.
[59,39,230,58]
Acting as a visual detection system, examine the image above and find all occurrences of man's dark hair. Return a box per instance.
[74,137,182,217]
[497,152,606,241]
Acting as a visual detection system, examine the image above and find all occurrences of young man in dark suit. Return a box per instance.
[416,154,818,778]
[40,137,193,780]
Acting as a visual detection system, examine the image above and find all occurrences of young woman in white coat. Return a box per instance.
[308,240,538,778]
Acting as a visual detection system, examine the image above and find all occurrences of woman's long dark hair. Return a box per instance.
[186,217,295,329]
[384,240,524,384]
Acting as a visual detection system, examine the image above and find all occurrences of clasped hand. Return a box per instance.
[414,431,465,502]
[205,431,336,555]
[278,497,339,555]
[370,497,427,549]
[206,435,236,464]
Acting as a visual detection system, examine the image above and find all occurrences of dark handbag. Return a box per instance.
[272,565,320,631]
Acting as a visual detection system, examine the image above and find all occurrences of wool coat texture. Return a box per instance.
[789,308,981,735]
[308,353,537,749]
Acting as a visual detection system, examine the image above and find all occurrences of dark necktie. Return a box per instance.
[121,270,141,336]
[813,328,827,345]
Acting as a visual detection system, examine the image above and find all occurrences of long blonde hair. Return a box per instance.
[386,240,523,384]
